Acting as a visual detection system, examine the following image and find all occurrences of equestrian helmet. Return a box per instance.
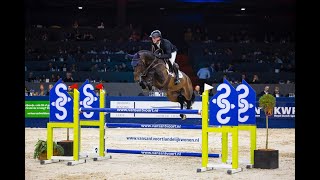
[149,30,162,38]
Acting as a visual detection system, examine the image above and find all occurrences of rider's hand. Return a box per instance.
[154,54,161,59]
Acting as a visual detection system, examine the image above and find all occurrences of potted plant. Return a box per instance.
[254,94,278,169]
[33,139,64,160]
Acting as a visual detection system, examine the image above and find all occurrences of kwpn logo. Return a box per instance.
[79,80,99,120]
[49,79,73,122]
[209,79,238,126]
[236,79,256,125]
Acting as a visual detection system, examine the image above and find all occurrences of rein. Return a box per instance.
[140,57,164,76]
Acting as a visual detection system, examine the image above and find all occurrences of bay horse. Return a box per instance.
[130,50,195,119]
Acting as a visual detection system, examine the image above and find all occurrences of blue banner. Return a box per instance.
[49,79,73,122]
[236,80,256,125]
[209,79,238,126]
[79,80,99,120]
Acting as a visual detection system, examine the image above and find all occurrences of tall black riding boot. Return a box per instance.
[167,60,174,73]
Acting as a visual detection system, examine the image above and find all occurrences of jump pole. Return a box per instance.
[80,94,220,158]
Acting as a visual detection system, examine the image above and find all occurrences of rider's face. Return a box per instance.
[152,37,160,44]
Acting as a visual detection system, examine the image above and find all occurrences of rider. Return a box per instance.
[149,30,180,84]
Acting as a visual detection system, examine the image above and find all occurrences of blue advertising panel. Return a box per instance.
[258,98,295,119]
[26,95,295,128]
[235,80,256,125]
[209,79,238,126]
[49,79,73,122]
[79,80,99,120]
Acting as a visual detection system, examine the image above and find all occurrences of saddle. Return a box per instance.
[163,59,181,79]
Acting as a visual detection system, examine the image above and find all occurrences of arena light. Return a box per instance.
[78,6,83,10]
[241,8,246,11]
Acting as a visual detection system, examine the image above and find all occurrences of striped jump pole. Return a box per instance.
[106,123,202,129]
[106,149,220,158]
[80,108,201,114]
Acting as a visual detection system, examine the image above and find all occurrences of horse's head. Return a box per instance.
[130,50,156,82]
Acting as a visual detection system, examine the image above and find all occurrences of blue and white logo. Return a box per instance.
[209,79,238,126]
[49,79,73,122]
[236,80,256,124]
[79,80,99,120]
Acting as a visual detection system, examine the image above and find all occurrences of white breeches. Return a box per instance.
[169,51,177,65]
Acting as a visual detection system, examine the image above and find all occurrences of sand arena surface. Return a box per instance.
[25,128,295,180]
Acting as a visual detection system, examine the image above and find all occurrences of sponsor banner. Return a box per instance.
[25,101,50,118]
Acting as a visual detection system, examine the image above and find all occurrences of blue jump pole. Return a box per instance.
[80,108,200,114]
[106,123,202,129]
[106,149,220,158]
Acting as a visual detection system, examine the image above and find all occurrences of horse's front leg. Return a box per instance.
[144,70,156,91]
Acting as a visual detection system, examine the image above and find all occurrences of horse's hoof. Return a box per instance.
[180,114,186,120]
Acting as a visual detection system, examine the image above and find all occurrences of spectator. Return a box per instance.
[91,64,99,72]
[101,63,109,72]
[194,85,201,96]
[50,74,57,82]
[25,86,30,96]
[251,74,260,84]
[258,85,270,97]
[119,63,129,72]
[209,83,215,96]
[63,72,74,82]
[241,73,249,82]
[46,84,53,96]
[197,64,211,93]
[38,84,47,96]
[273,86,283,97]
[208,63,216,78]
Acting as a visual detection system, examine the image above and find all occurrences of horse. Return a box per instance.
[130,50,195,119]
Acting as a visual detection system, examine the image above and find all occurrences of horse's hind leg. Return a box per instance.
[177,94,186,120]
[186,91,195,109]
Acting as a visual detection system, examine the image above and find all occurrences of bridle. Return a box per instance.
[139,58,166,83]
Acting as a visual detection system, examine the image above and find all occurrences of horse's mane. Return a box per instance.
[138,50,156,64]
[130,50,158,67]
